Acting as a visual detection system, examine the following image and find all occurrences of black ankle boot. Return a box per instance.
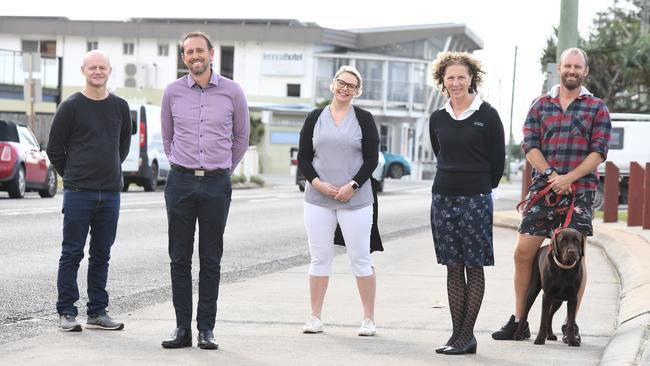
[443,335,477,355]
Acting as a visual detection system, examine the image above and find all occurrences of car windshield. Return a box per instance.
[0,121,20,142]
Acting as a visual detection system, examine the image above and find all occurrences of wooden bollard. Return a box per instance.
[643,163,650,230]
[628,162,644,227]
[603,162,619,223]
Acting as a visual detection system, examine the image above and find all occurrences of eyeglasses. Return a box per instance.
[335,78,359,93]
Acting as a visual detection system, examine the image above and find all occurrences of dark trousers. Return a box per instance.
[56,190,120,316]
[164,169,231,330]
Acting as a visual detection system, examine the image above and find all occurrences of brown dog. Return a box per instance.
[514,227,585,346]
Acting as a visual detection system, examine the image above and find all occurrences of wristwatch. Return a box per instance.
[542,167,556,177]
[349,181,359,191]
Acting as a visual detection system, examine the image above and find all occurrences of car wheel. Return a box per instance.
[122,181,130,192]
[298,179,305,192]
[593,181,604,211]
[38,168,57,198]
[377,179,384,192]
[143,162,158,192]
[7,165,26,198]
[388,164,404,179]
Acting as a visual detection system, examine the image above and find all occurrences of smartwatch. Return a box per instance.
[349,181,359,191]
[543,167,555,177]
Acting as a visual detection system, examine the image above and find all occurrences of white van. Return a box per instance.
[595,113,650,208]
[122,104,170,191]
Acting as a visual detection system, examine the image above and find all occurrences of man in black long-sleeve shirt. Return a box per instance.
[47,50,130,332]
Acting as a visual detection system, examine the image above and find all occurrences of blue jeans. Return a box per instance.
[56,189,120,316]
[164,169,231,330]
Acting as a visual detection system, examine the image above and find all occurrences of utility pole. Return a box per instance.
[506,46,518,181]
[557,0,580,63]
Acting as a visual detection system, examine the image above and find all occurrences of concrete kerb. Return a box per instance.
[492,211,650,366]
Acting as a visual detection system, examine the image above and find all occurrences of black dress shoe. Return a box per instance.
[161,328,192,349]
[443,336,477,355]
[435,344,450,354]
[198,330,219,350]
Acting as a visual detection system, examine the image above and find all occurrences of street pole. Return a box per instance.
[27,53,35,131]
[557,0,579,63]
[507,46,518,181]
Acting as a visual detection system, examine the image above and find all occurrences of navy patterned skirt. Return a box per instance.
[430,193,494,267]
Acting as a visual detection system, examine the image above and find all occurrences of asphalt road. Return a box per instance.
[0,177,521,344]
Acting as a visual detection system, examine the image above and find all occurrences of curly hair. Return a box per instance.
[431,52,485,98]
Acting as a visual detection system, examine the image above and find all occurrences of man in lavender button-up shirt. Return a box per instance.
[160,31,249,350]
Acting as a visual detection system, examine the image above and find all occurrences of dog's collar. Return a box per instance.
[552,252,578,270]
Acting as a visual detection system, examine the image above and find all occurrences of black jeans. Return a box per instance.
[164,169,231,330]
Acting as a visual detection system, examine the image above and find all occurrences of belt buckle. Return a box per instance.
[195,170,205,177]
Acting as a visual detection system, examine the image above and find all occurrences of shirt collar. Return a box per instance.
[547,84,592,98]
[439,94,483,114]
[185,69,220,88]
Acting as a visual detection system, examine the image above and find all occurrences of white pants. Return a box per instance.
[303,201,374,277]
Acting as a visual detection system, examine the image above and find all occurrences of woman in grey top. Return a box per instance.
[297,66,380,336]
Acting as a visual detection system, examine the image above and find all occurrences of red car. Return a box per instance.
[0,120,57,198]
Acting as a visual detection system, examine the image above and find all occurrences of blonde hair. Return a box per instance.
[329,65,363,97]
[431,51,485,98]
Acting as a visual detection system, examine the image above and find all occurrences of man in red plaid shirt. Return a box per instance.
[492,48,611,344]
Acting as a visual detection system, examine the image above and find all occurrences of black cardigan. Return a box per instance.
[297,105,379,189]
[298,105,383,253]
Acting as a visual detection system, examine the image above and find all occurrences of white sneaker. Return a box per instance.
[302,316,323,333]
[358,318,376,336]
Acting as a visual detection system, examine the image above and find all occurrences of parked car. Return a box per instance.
[0,120,57,198]
[122,104,170,192]
[291,147,385,192]
[381,146,411,179]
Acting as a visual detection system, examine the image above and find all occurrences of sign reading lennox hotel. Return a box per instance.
[262,52,305,76]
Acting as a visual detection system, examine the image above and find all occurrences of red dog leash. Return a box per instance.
[517,183,578,268]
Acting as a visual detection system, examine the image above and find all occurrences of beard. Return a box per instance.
[186,59,210,76]
[561,73,584,91]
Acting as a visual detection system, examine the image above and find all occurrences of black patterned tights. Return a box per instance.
[445,264,485,347]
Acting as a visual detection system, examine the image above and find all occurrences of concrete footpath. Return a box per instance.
[0,212,649,365]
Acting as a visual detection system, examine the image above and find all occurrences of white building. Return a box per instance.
[0,16,482,175]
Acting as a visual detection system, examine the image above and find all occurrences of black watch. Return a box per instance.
[349,181,359,191]
[543,167,555,177]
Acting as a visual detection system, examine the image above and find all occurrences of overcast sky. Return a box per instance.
[3,0,614,141]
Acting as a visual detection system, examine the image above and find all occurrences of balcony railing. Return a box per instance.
[0,49,60,89]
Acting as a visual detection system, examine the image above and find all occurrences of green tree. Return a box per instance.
[249,115,264,146]
[540,0,650,112]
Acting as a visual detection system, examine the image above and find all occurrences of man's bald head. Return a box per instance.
[80,50,112,90]
[82,50,111,67]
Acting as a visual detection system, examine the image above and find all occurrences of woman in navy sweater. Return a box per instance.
[429,52,505,355]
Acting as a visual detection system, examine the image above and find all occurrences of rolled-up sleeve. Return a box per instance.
[589,102,611,160]
[522,100,542,154]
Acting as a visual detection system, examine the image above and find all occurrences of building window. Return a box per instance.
[158,43,169,56]
[176,45,188,79]
[356,59,383,100]
[87,41,98,52]
[220,46,234,79]
[287,84,301,97]
[21,40,56,56]
[123,42,135,55]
